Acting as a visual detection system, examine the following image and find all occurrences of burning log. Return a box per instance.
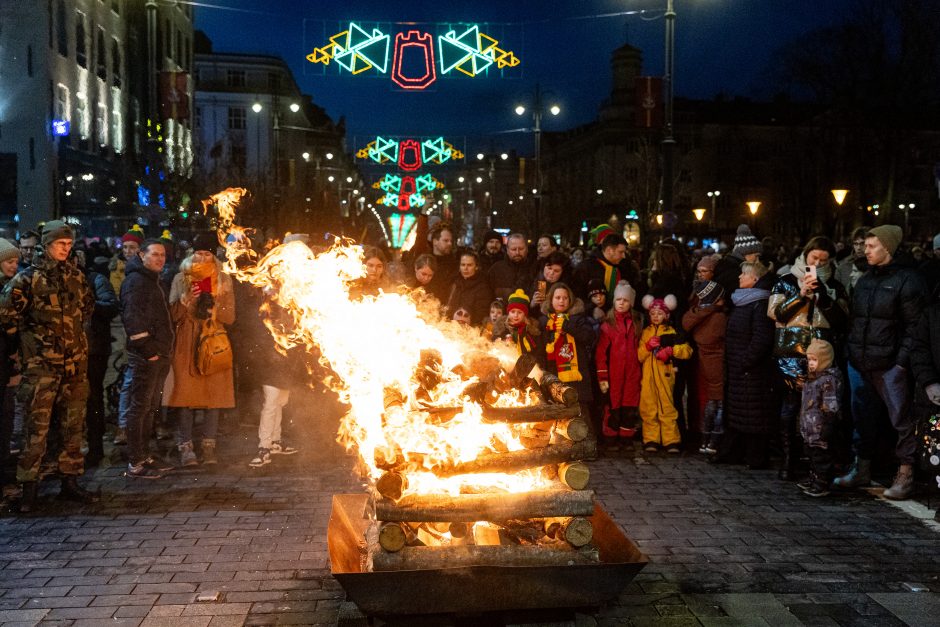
[554,417,589,442]
[371,543,600,571]
[376,471,407,501]
[544,517,594,548]
[434,439,597,477]
[539,372,579,406]
[557,461,591,490]
[375,489,594,523]
[378,522,409,552]
[480,404,582,423]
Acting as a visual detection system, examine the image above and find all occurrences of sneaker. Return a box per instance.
[144,457,174,473]
[127,462,163,479]
[618,427,637,438]
[801,482,831,498]
[249,448,272,468]
[796,475,815,491]
[702,445,718,455]
[270,441,298,455]
[644,442,659,453]
[179,442,199,467]
[666,445,682,455]
[113,427,127,445]
[698,445,709,454]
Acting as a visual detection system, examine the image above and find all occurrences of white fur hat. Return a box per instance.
[642,293,677,313]
[613,281,636,307]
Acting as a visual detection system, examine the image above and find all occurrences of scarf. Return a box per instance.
[597,257,621,300]
[545,313,582,382]
[790,254,836,300]
[732,287,770,307]
[509,318,535,355]
[188,260,219,295]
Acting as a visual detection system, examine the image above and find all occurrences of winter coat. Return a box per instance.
[637,323,693,396]
[847,257,925,373]
[85,270,119,356]
[910,300,940,392]
[835,255,865,296]
[488,256,537,302]
[238,284,307,389]
[0,275,16,384]
[769,262,848,387]
[574,250,641,305]
[723,272,777,435]
[426,253,459,304]
[595,310,642,409]
[491,314,540,355]
[799,367,842,449]
[478,249,505,274]
[445,272,494,325]
[120,255,174,360]
[537,297,596,403]
[681,299,728,400]
[162,267,235,409]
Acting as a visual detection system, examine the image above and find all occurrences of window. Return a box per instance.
[75,14,87,68]
[227,70,245,87]
[96,29,107,80]
[112,108,123,152]
[76,93,89,138]
[194,106,201,129]
[228,106,246,130]
[111,40,122,87]
[56,0,68,56]
[230,145,246,171]
[96,103,108,146]
[268,72,280,91]
[54,83,70,121]
[164,19,171,60]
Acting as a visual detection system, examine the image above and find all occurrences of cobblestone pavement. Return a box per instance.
[0,392,938,626]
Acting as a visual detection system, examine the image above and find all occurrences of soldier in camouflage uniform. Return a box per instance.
[0,220,98,512]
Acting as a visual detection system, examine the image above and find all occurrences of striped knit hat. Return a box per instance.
[506,289,530,316]
[732,224,761,258]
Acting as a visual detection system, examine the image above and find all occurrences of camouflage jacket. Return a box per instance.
[0,247,94,370]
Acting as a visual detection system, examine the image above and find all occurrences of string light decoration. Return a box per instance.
[398,139,422,171]
[388,212,418,249]
[306,21,519,90]
[374,173,443,209]
[357,136,464,165]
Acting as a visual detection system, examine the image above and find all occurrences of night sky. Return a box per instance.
[195,0,854,154]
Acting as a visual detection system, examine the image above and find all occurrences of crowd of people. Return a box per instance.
[0,217,938,514]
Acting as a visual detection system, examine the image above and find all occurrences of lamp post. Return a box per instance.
[707,189,720,228]
[898,203,915,232]
[661,0,677,235]
[515,83,560,232]
[746,200,761,227]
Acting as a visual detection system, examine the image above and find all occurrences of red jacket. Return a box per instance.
[595,311,642,409]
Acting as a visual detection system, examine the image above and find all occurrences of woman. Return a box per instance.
[445,251,494,326]
[163,234,235,466]
[769,236,848,480]
[408,253,436,290]
[717,261,777,468]
[350,246,391,298]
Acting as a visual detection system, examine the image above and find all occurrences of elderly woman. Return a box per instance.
[163,233,235,466]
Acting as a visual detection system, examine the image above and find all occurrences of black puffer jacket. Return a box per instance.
[724,272,777,434]
[910,301,940,391]
[120,255,173,360]
[445,272,494,325]
[85,269,119,356]
[488,256,536,302]
[847,257,925,372]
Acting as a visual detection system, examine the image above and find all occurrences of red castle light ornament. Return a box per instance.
[392,31,437,90]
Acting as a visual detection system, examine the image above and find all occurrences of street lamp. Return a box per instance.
[252,102,263,113]
[707,190,720,228]
[514,83,561,231]
[692,207,706,222]
[661,0,677,233]
[831,189,848,205]
[289,103,300,113]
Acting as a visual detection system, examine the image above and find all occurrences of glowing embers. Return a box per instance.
[306,22,390,75]
[357,136,464,166]
[392,31,437,91]
[438,24,519,77]
[388,212,418,249]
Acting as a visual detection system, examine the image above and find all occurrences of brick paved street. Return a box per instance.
[1,392,938,626]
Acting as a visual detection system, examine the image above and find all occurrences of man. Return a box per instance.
[478,230,505,273]
[110,224,144,295]
[17,230,39,271]
[0,220,96,511]
[575,233,640,304]
[488,233,536,302]
[835,225,925,499]
[425,223,459,303]
[713,224,762,297]
[119,239,175,479]
[835,227,868,297]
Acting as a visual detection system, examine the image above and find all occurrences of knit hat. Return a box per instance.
[506,289,530,316]
[867,225,903,255]
[732,224,761,258]
[589,224,615,247]
[41,220,74,245]
[806,338,834,372]
[697,254,719,273]
[586,278,607,299]
[482,230,503,245]
[159,229,173,243]
[122,224,145,245]
[0,238,18,263]
[192,232,217,253]
[641,293,678,314]
[693,280,724,306]
[613,280,636,307]
[933,233,940,251]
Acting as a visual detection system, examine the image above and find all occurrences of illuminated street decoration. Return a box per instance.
[306,22,390,75]
[366,137,399,164]
[374,173,440,210]
[421,136,451,165]
[415,173,442,193]
[392,31,437,90]
[357,136,464,164]
[398,139,422,171]
[388,212,418,248]
[307,22,519,90]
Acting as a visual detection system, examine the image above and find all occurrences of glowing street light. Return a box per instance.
[596,189,604,195]
[514,105,526,116]
[692,207,706,221]
[746,201,761,216]
[500,153,509,160]
[301,151,310,161]
[289,103,300,113]
[656,214,664,225]
[325,152,334,160]
[251,102,263,113]
[549,104,561,116]
[831,189,848,206]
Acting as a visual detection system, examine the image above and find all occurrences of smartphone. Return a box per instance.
[537,280,547,295]
[805,265,818,281]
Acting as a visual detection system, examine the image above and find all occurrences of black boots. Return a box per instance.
[58,476,100,504]
[19,482,37,513]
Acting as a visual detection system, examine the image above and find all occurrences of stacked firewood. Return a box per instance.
[367,355,600,571]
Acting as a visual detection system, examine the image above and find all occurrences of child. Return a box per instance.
[586,279,608,324]
[491,289,540,356]
[798,339,843,497]
[481,299,504,339]
[538,283,596,423]
[595,281,641,450]
[681,280,728,455]
[638,295,692,454]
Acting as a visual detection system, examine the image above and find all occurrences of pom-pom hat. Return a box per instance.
[122,224,145,245]
[642,293,677,314]
[613,280,636,307]
[732,224,761,258]
[506,289,530,316]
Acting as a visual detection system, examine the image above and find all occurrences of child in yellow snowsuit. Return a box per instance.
[638,294,692,453]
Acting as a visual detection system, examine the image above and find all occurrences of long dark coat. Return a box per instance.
[681,299,728,400]
[723,273,777,434]
[445,272,494,325]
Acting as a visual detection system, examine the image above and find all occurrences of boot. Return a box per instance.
[201,439,217,465]
[19,481,37,513]
[179,442,198,467]
[832,457,872,489]
[58,476,100,504]
[883,464,914,500]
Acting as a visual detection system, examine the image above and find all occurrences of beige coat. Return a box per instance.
[162,267,235,408]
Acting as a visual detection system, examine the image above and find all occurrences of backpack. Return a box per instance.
[194,318,232,376]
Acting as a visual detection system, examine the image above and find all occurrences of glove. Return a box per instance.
[645,336,661,351]
[659,334,676,348]
[599,381,610,394]
[656,346,674,362]
[927,383,940,406]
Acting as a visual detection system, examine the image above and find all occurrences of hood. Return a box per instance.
[123,253,157,279]
[541,295,586,317]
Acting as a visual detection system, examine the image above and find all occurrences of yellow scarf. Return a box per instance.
[188,260,219,295]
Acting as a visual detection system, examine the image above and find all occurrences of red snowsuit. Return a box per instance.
[595,311,641,409]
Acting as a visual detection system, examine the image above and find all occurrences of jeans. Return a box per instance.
[120,353,170,465]
[849,362,916,465]
[703,400,723,446]
[259,385,290,449]
[117,366,129,429]
[177,408,220,445]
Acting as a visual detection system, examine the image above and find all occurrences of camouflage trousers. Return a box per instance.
[16,365,89,482]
